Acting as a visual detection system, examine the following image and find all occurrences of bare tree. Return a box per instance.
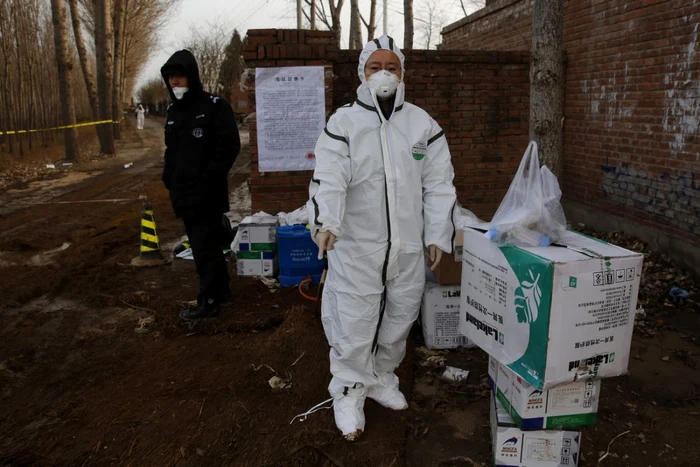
[184,22,231,94]
[218,29,247,101]
[360,0,377,42]
[94,0,115,154]
[530,0,563,177]
[457,0,485,17]
[68,0,104,146]
[112,0,127,139]
[50,0,79,161]
[302,0,344,45]
[404,0,413,50]
[349,0,363,49]
[417,0,447,49]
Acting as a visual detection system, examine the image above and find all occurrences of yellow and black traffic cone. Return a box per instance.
[140,201,163,260]
[125,200,170,267]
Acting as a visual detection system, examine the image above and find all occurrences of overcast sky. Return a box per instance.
[136,0,483,90]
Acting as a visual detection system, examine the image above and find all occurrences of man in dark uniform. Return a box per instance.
[160,49,241,320]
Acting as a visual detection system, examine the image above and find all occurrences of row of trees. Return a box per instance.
[136,26,247,116]
[0,0,175,162]
[295,0,485,50]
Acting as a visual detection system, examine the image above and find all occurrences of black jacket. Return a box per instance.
[160,49,241,219]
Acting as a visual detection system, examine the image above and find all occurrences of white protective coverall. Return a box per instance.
[306,36,457,438]
[136,105,145,129]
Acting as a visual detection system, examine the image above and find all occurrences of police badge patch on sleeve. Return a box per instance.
[192,128,203,138]
[412,141,427,160]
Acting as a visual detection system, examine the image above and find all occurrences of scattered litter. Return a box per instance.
[62,163,73,167]
[441,366,470,382]
[196,448,205,457]
[134,316,154,334]
[598,430,630,462]
[290,398,334,424]
[259,276,279,292]
[124,162,134,169]
[175,248,194,260]
[669,287,689,302]
[420,355,447,369]
[415,347,448,358]
[661,356,670,362]
[268,375,291,390]
[46,164,55,169]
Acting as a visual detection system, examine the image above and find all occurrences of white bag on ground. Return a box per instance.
[486,141,566,247]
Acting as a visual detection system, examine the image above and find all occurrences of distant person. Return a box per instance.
[135,104,145,130]
[160,49,241,320]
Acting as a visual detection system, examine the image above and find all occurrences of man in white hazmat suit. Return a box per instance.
[307,36,457,441]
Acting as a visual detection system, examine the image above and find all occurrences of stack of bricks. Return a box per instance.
[244,29,530,219]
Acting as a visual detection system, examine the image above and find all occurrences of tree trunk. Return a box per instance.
[366,0,377,40]
[329,1,344,47]
[349,0,362,49]
[112,0,126,139]
[310,0,316,30]
[0,6,14,154]
[69,0,106,148]
[529,0,563,178]
[94,0,115,154]
[404,0,413,50]
[50,0,79,161]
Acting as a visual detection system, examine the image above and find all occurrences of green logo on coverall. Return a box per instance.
[412,141,427,160]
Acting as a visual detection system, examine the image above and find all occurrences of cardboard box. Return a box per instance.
[236,250,277,277]
[421,283,473,349]
[461,228,642,390]
[490,356,601,430]
[433,231,464,285]
[238,214,278,252]
[491,394,581,467]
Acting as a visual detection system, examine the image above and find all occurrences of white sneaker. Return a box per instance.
[366,373,408,410]
[333,384,366,442]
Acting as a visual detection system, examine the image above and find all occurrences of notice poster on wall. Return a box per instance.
[255,66,326,172]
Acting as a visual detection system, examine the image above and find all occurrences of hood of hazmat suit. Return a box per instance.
[306,36,457,439]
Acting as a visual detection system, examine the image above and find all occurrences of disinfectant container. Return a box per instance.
[276,225,325,286]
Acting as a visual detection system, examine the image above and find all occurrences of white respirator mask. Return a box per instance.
[367,70,400,99]
[172,87,189,100]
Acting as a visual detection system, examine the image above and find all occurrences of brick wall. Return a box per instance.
[442,0,700,248]
[442,0,532,51]
[244,29,530,219]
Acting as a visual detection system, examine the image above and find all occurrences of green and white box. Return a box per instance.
[236,250,277,277]
[491,394,581,467]
[490,356,601,430]
[461,228,642,390]
[238,214,278,252]
[421,283,473,349]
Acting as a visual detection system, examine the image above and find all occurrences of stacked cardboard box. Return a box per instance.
[235,214,278,277]
[420,232,475,350]
[459,227,643,466]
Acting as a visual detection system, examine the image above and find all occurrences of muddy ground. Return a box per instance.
[0,119,698,467]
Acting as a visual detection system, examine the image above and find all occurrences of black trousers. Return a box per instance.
[183,215,231,304]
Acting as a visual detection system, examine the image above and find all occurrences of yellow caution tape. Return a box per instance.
[0,118,126,136]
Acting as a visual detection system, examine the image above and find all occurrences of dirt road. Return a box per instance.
[1,120,699,467]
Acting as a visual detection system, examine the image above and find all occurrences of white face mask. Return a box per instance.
[172,87,189,100]
[367,70,400,99]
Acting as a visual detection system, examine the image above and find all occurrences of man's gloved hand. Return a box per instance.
[316,231,337,260]
[428,245,444,271]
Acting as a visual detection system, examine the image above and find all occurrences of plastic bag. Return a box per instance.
[486,141,566,247]
[277,206,309,226]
